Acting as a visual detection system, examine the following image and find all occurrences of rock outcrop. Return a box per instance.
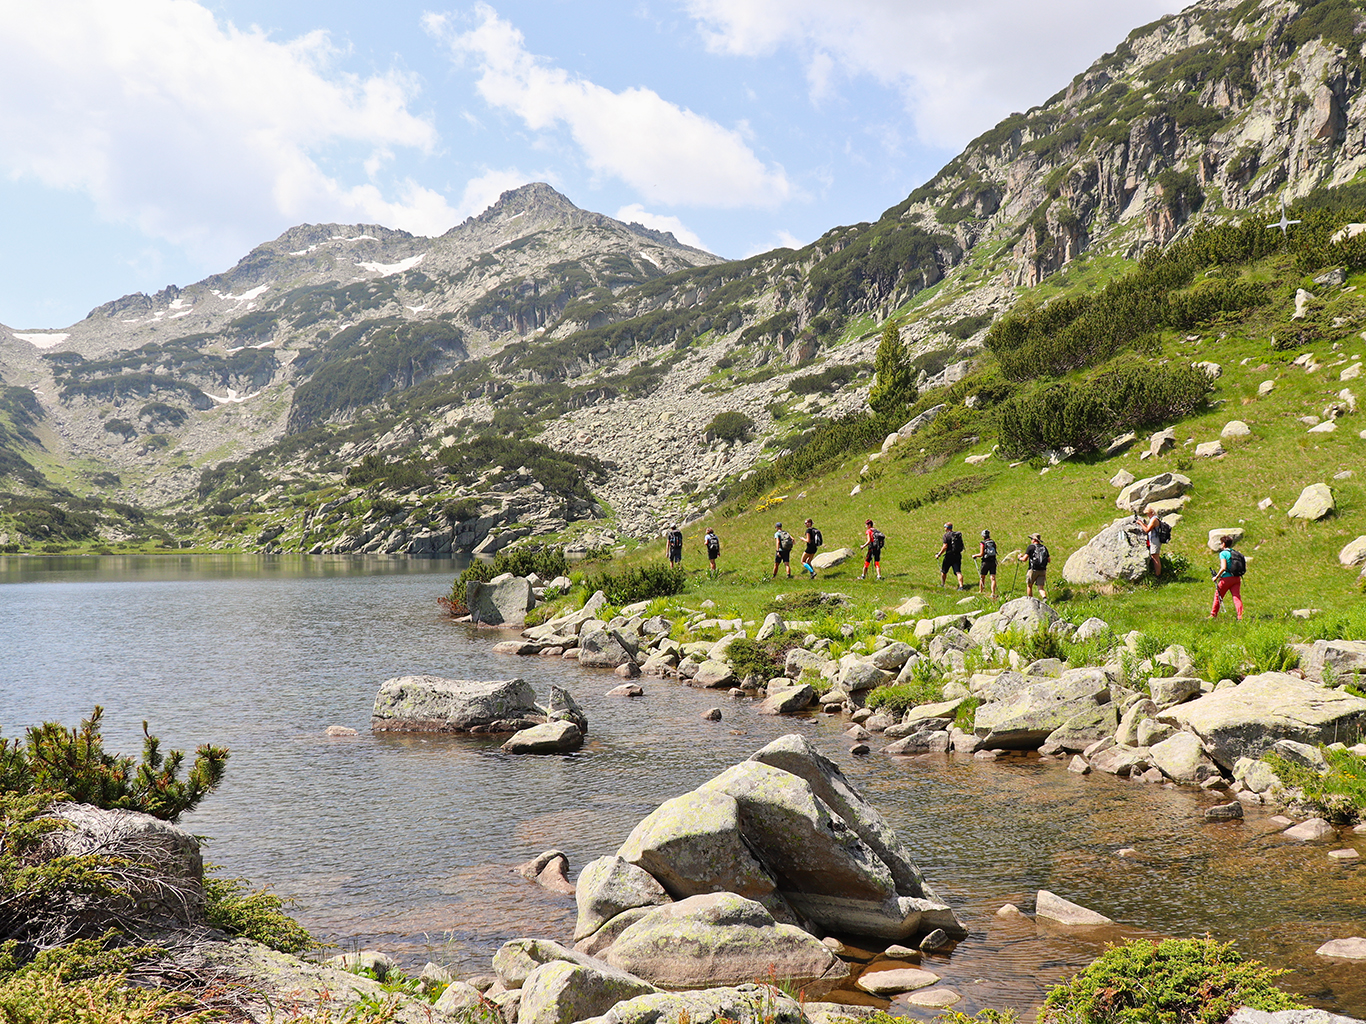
[371,676,540,732]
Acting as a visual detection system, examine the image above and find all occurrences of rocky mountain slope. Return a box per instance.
[3,0,1366,556]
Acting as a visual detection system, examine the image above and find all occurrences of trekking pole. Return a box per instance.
[1010,558,1020,598]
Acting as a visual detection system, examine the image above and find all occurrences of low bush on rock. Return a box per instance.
[727,632,809,680]
[1264,746,1366,821]
[580,563,687,605]
[203,872,315,954]
[866,673,943,715]
[449,546,572,609]
[1038,937,1303,1024]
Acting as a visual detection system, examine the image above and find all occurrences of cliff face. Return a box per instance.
[895,0,1366,286]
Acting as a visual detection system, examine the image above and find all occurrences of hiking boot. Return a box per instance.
[858,574,866,581]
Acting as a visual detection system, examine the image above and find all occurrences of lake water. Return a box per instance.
[1,555,1362,1020]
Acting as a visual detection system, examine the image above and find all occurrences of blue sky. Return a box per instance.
[1,0,1184,329]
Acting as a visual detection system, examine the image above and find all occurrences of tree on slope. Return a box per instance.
[868,318,917,417]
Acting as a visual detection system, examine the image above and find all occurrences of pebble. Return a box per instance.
[850,743,870,755]
[325,725,358,737]
[1328,849,1360,860]
[700,708,722,722]
[1205,801,1244,821]
[903,988,961,1008]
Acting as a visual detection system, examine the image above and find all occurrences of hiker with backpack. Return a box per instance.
[972,529,998,599]
[936,521,967,589]
[1139,505,1168,577]
[1018,532,1049,600]
[1211,535,1245,620]
[773,522,795,579]
[801,518,822,578]
[859,519,884,581]
[665,524,684,566]
[704,527,721,578]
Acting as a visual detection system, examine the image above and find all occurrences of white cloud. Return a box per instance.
[681,0,1186,150]
[744,229,806,257]
[427,4,793,209]
[614,204,709,251]
[455,167,537,220]
[0,0,459,262]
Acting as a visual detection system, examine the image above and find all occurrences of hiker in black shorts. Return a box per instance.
[772,522,794,578]
[704,527,721,578]
[935,521,966,589]
[972,529,998,599]
[801,518,821,577]
[665,524,683,565]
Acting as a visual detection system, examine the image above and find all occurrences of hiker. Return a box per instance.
[859,519,884,580]
[936,521,966,589]
[1211,534,1245,620]
[972,529,998,599]
[773,522,794,579]
[704,527,721,578]
[801,518,822,577]
[1139,506,1164,577]
[665,524,683,565]
[1018,532,1049,599]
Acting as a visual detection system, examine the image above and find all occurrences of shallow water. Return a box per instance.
[1,554,1362,1019]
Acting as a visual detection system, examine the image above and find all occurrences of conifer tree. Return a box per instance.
[868,318,917,416]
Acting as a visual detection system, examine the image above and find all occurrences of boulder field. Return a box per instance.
[492,587,1366,809]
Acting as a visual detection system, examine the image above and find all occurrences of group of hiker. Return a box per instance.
[662,518,1052,597]
[662,511,1247,618]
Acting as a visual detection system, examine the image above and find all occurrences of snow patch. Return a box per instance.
[229,285,269,303]
[405,304,428,314]
[168,298,188,309]
[11,332,69,348]
[205,387,264,405]
[638,250,661,268]
[170,311,193,319]
[356,253,424,277]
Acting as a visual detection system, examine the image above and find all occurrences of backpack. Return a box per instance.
[982,538,997,559]
[810,527,823,548]
[706,534,720,557]
[778,531,793,555]
[1226,549,1246,576]
[668,530,682,553]
[871,529,886,551]
[1156,519,1173,544]
[950,531,964,555]
[1030,543,1050,569]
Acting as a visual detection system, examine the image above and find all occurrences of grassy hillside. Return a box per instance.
[588,205,1366,652]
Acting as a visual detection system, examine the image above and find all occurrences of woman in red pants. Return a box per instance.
[1211,535,1245,620]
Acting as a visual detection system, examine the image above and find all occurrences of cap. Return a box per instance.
[865,519,874,526]
[1030,532,1042,541]
[805,518,813,524]
[944,522,953,529]
[775,522,783,529]
[981,530,990,538]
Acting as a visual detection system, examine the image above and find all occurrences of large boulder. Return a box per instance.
[544,685,588,733]
[604,893,848,995]
[1116,472,1191,512]
[811,547,854,570]
[617,790,778,906]
[494,939,622,990]
[466,575,535,626]
[501,719,583,754]
[1298,640,1366,684]
[518,959,656,1024]
[974,676,1111,749]
[1340,536,1366,568]
[574,857,671,942]
[579,629,637,669]
[1063,517,1151,585]
[1288,483,1335,521]
[759,684,815,715]
[39,803,204,925]
[1157,673,1366,769]
[371,676,539,732]
[1147,731,1218,784]
[969,597,1059,645]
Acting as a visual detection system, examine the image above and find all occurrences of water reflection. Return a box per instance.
[0,557,1361,1019]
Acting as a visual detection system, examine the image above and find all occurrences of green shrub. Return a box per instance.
[897,475,993,512]
[706,411,755,442]
[726,632,808,681]
[447,546,571,610]
[1264,746,1366,821]
[1039,937,1303,1024]
[996,625,1066,663]
[0,707,227,823]
[580,564,687,605]
[203,870,315,954]
[865,673,942,715]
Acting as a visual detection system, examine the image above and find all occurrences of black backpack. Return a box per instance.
[778,531,793,554]
[668,530,682,553]
[810,527,823,548]
[950,531,964,555]
[983,538,997,559]
[706,534,720,557]
[872,529,886,551]
[1226,549,1246,576]
[1156,519,1172,544]
[1030,543,1050,569]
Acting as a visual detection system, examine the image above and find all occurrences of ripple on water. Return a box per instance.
[1,557,1362,1018]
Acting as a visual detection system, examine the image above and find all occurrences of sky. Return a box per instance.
[0,0,1186,330]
